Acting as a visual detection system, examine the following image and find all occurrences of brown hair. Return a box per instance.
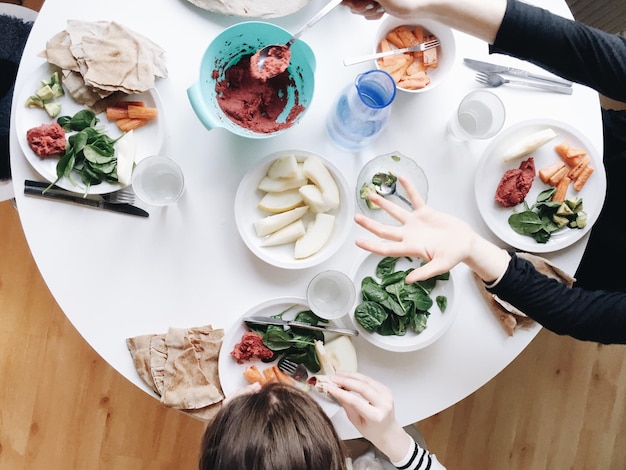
[199,382,348,470]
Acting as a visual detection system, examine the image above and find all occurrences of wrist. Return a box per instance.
[464,234,511,283]
[371,425,413,463]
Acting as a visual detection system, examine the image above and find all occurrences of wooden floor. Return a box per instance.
[3,1,626,469]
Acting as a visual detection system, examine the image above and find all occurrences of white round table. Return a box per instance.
[10,0,603,439]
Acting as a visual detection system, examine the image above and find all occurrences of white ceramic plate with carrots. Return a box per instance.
[474,118,606,253]
[15,62,164,194]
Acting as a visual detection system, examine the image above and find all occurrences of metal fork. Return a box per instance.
[475,71,573,95]
[102,187,136,204]
[343,39,441,66]
[277,357,309,382]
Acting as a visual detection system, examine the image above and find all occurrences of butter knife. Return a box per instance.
[464,58,573,86]
[244,316,359,336]
[24,186,149,217]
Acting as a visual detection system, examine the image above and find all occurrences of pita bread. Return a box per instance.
[474,252,575,336]
[42,20,167,110]
[126,324,225,419]
[184,0,311,18]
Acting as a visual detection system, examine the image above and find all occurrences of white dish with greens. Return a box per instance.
[349,253,456,352]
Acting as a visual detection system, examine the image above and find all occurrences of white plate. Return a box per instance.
[356,151,428,225]
[474,119,606,253]
[235,150,354,269]
[15,62,165,195]
[349,253,456,352]
[218,296,341,417]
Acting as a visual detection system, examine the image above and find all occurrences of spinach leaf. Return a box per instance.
[355,301,388,331]
[436,295,448,313]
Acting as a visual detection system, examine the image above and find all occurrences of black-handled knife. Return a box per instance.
[24,186,149,217]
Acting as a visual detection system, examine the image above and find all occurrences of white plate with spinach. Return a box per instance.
[349,253,457,352]
[15,62,165,195]
[474,118,606,253]
[218,296,342,417]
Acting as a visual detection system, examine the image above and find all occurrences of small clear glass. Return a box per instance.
[447,90,506,142]
[132,156,184,206]
[306,270,356,321]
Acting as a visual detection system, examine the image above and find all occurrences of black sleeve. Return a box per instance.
[487,253,626,344]
[490,0,626,102]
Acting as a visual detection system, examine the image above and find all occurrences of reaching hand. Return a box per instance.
[354,175,478,283]
[328,371,411,461]
[341,0,385,20]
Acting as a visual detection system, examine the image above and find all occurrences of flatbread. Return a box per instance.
[126,333,159,393]
[184,0,312,18]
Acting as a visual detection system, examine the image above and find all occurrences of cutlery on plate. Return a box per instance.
[464,58,573,86]
[244,316,359,336]
[475,71,573,94]
[343,39,440,66]
[277,356,309,382]
[24,182,149,217]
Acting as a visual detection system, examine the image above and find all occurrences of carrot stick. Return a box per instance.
[116,118,149,132]
[548,166,569,186]
[127,105,158,120]
[567,156,591,179]
[263,366,278,383]
[573,165,594,191]
[553,175,570,203]
[106,106,129,121]
[538,161,566,184]
[272,366,294,385]
[243,365,266,385]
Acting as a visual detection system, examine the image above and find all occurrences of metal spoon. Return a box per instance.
[374,179,413,208]
[252,0,342,79]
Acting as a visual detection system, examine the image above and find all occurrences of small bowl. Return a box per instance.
[187,21,316,138]
[235,150,354,269]
[350,253,457,352]
[356,151,428,225]
[374,16,455,93]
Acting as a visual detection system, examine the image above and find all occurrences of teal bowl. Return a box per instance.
[187,21,316,139]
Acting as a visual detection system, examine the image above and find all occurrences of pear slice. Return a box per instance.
[502,128,558,161]
[267,154,299,179]
[116,130,136,186]
[294,213,335,259]
[324,336,358,372]
[253,206,308,237]
[258,174,308,193]
[314,340,336,376]
[258,189,303,213]
[302,156,340,210]
[299,184,330,213]
[260,220,306,247]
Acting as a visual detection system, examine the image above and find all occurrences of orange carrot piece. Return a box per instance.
[263,366,278,384]
[567,156,591,179]
[573,165,594,191]
[243,365,266,385]
[116,118,149,132]
[127,105,158,120]
[553,175,571,203]
[548,166,569,186]
[385,29,404,49]
[555,141,586,167]
[106,106,129,121]
[272,366,294,385]
[538,161,566,184]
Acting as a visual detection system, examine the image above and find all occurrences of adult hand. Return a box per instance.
[354,175,511,283]
[341,0,385,20]
[328,371,411,461]
[354,175,477,283]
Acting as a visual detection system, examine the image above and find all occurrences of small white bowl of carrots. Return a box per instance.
[374,16,456,93]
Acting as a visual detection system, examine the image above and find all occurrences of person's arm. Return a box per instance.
[328,371,446,469]
[489,253,626,344]
[491,0,626,102]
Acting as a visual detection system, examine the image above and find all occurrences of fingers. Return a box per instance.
[398,175,426,209]
[342,0,385,19]
[331,371,392,405]
[354,213,403,242]
[367,192,411,223]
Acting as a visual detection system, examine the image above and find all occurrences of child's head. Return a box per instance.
[199,382,347,470]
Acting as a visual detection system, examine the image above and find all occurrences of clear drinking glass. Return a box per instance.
[306,270,356,320]
[447,90,506,142]
[132,156,185,206]
[326,69,397,151]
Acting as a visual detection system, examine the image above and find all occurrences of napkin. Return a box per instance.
[473,252,575,336]
[42,20,167,112]
[126,325,225,420]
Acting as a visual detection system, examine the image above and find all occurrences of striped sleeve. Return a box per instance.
[390,439,446,470]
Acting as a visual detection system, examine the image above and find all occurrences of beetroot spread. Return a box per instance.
[495,157,536,207]
[215,53,304,134]
[249,45,291,82]
[26,122,66,158]
[231,331,274,364]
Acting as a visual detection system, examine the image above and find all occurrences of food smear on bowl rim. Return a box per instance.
[213,53,305,134]
[249,45,292,81]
